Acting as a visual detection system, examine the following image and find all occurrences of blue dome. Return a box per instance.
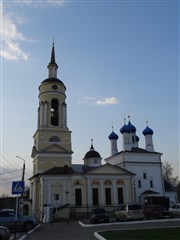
[108,131,119,140]
[127,121,136,133]
[120,124,130,134]
[135,135,140,142]
[142,126,154,135]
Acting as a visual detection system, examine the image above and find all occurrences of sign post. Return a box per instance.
[12,181,24,240]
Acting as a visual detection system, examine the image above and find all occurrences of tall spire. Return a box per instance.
[50,42,56,64]
[47,42,58,78]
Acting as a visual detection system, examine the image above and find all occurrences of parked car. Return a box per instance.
[0,210,38,232]
[89,208,109,224]
[115,203,144,222]
[0,226,10,240]
[144,205,174,219]
[169,203,180,216]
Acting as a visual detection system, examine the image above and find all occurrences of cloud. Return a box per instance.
[11,0,65,8]
[0,3,38,61]
[96,97,118,106]
[78,96,118,106]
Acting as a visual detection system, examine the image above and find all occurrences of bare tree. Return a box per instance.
[163,161,179,187]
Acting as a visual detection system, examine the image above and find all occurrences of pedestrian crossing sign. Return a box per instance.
[12,181,24,195]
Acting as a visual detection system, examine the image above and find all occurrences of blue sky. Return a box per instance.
[0,0,179,195]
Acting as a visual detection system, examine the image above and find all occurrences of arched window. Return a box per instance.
[51,98,59,126]
[49,136,60,142]
[104,179,112,185]
[91,179,100,185]
[116,179,124,185]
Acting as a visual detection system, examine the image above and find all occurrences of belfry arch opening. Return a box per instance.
[51,98,59,126]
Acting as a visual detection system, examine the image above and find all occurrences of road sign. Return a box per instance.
[12,181,24,195]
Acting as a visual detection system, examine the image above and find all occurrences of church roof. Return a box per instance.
[104,147,162,161]
[84,150,101,159]
[72,164,96,173]
[41,77,65,88]
[42,166,74,175]
[141,190,160,195]
[83,140,102,159]
[73,163,135,175]
[120,124,130,133]
[120,118,136,134]
[47,42,58,68]
[142,126,154,135]
[126,120,136,133]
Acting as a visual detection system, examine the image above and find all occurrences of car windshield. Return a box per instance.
[128,205,142,210]
[93,208,105,214]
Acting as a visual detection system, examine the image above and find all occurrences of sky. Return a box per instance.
[0,0,179,196]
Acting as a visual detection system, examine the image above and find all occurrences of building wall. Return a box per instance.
[105,151,165,204]
[31,171,134,221]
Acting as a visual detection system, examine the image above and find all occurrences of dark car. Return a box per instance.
[89,208,109,224]
[144,205,174,220]
[0,226,10,240]
[0,210,38,232]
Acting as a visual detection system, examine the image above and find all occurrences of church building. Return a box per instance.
[29,44,136,221]
[29,44,176,221]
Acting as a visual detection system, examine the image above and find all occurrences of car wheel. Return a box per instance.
[24,222,33,232]
[116,217,119,222]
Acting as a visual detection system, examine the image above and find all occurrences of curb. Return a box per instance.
[18,224,41,240]
[94,231,107,240]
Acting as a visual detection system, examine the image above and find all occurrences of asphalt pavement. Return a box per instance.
[17,218,180,240]
[19,220,99,240]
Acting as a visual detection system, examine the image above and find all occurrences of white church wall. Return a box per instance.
[124,152,162,163]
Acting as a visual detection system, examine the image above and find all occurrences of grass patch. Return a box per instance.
[100,227,180,240]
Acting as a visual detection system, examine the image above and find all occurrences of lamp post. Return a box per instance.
[16,156,25,182]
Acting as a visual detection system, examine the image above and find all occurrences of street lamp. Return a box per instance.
[16,156,26,182]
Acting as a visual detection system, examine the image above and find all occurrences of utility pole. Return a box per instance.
[16,156,26,215]
[16,156,26,182]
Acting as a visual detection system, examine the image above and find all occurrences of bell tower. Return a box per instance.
[31,43,73,174]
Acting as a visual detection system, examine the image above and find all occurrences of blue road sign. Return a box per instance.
[12,181,24,195]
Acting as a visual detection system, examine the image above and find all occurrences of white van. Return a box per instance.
[115,203,144,222]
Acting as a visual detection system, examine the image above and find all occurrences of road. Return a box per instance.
[11,218,180,240]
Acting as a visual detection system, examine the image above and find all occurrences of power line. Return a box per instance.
[0,168,22,175]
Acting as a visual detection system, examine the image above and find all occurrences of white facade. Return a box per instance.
[105,150,165,205]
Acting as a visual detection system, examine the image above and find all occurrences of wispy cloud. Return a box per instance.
[96,97,118,106]
[10,0,65,8]
[0,0,65,61]
[78,96,118,106]
[0,3,31,61]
